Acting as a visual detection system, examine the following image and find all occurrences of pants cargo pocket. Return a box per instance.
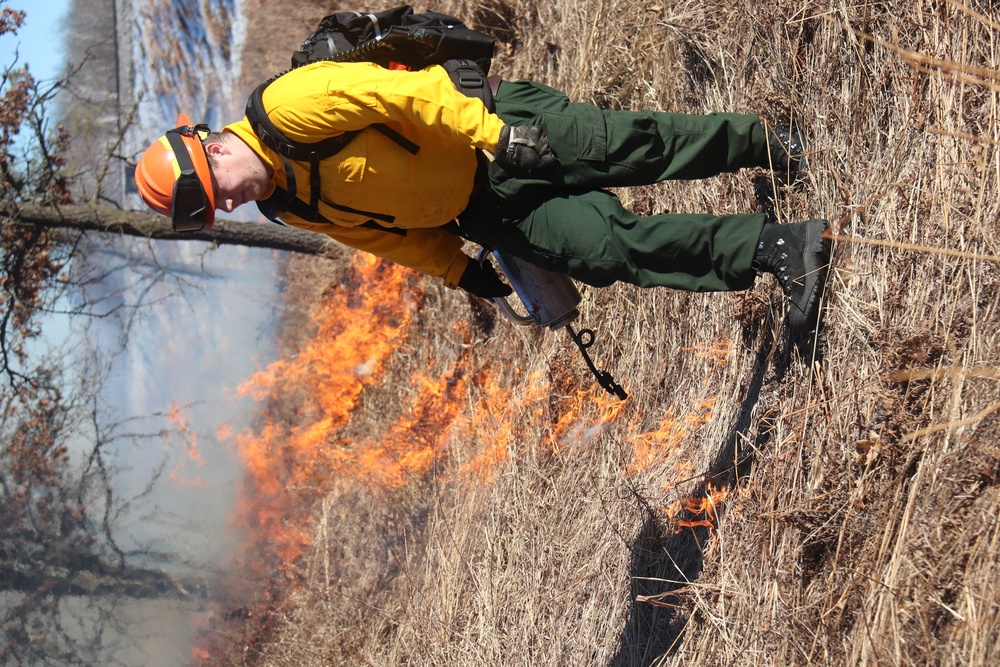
[575,103,607,162]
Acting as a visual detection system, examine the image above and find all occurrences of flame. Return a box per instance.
[197,259,733,662]
[226,320,727,570]
[229,254,420,571]
[347,362,473,489]
[628,397,716,475]
[235,254,415,430]
[460,368,564,479]
[165,403,206,488]
[666,482,730,533]
[682,339,732,368]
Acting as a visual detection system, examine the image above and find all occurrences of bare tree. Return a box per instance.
[0,4,341,664]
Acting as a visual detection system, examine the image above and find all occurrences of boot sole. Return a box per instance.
[788,219,830,331]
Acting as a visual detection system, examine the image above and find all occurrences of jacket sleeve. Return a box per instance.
[262,61,506,152]
[287,217,471,288]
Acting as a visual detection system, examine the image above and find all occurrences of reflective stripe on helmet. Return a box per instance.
[158,135,183,180]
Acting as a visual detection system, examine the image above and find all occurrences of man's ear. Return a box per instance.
[204,140,231,158]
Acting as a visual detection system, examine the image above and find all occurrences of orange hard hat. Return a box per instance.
[135,114,216,232]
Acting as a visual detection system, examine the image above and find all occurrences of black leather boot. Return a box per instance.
[768,127,807,183]
[753,219,830,330]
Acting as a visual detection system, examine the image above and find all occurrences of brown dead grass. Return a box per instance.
[213,1,1000,665]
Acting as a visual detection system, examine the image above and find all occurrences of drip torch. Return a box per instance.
[478,248,628,400]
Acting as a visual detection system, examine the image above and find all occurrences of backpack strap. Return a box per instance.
[442,59,495,113]
[256,153,403,231]
[244,59,492,228]
[246,82,421,160]
[257,185,406,236]
[246,81,420,223]
[245,82,362,162]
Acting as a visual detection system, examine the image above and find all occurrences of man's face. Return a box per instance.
[205,138,271,213]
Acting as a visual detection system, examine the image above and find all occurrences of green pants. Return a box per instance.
[458,80,771,292]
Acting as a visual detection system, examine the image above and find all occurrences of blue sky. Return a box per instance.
[1,0,70,80]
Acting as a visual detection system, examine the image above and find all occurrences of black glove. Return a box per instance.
[495,124,560,175]
[457,259,513,299]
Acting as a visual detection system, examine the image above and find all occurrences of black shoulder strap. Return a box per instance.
[258,185,400,226]
[246,82,361,161]
[245,81,421,159]
[256,187,406,236]
[441,59,495,113]
[245,79,422,222]
[255,152,403,232]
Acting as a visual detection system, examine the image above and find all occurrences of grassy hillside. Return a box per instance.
[209,1,1000,665]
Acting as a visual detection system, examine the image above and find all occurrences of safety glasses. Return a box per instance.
[165,124,212,232]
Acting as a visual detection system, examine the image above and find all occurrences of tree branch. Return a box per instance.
[6,202,338,255]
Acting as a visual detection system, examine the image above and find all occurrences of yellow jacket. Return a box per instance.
[225,60,507,287]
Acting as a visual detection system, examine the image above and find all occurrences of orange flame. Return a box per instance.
[665,482,730,533]
[229,255,420,570]
[628,397,716,475]
[166,403,206,488]
[227,320,729,573]
[346,362,473,489]
[682,339,732,368]
[197,264,734,662]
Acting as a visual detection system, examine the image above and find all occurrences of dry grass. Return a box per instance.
[212,1,1000,665]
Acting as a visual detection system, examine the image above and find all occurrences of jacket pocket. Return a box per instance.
[575,104,607,162]
[335,132,368,183]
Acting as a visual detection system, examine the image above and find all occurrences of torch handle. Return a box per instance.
[565,325,628,400]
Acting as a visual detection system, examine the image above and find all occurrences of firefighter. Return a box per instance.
[135,61,829,330]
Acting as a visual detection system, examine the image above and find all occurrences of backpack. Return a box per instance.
[291,5,494,75]
[244,5,497,227]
